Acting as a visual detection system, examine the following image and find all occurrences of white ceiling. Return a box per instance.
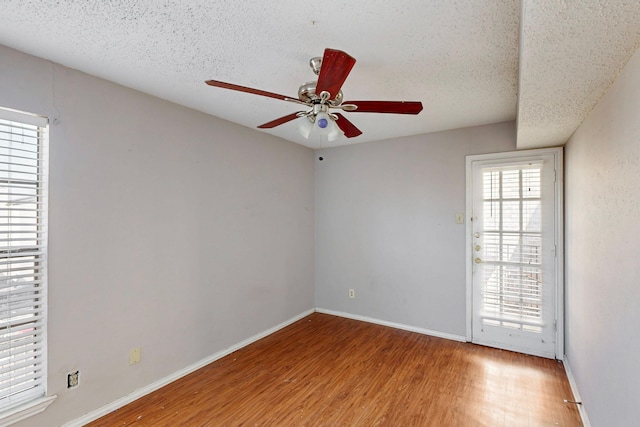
[0,1,638,149]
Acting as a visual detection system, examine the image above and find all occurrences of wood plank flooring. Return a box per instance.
[87,313,582,426]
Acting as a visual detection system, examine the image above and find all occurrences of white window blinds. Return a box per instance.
[0,108,48,412]
[480,163,544,332]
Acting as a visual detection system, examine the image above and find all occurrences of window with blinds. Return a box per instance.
[0,108,48,412]
[480,164,544,332]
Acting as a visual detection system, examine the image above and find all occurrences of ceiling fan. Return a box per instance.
[205,48,423,140]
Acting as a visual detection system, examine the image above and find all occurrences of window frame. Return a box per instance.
[0,107,55,426]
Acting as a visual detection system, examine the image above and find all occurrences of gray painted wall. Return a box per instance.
[315,123,516,336]
[9,34,639,426]
[0,45,315,427]
[565,48,640,426]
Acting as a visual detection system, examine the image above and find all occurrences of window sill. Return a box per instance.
[0,395,57,427]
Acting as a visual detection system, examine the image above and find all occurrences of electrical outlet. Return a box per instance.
[455,213,465,224]
[349,289,355,299]
[130,347,141,365]
[67,371,79,388]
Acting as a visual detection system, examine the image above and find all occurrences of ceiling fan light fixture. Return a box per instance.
[296,111,342,142]
[314,111,343,141]
[326,124,343,142]
[316,113,331,132]
[297,115,313,139]
[315,111,332,134]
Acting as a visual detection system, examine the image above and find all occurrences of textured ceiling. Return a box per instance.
[517,0,640,148]
[0,1,638,149]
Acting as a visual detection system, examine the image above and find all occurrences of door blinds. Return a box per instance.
[0,108,48,411]
[480,163,545,332]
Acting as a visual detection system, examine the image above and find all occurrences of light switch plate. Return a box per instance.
[130,347,141,365]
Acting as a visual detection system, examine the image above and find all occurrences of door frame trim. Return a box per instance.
[465,147,564,359]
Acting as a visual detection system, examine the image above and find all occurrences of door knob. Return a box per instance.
[474,232,480,238]
[475,245,481,251]
[475,257,482,264]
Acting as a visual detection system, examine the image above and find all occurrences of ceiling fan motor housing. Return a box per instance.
[298,81,343,106]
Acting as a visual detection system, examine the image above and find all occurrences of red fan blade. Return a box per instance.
[205,80,300,103]
[257,112,302,129]
[344,101,423,115]
[334,113,363,138]
[315,49,356,100]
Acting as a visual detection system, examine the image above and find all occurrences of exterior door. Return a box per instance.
[466,149,562,359]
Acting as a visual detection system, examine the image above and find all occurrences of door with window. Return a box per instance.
[466,149,562,359]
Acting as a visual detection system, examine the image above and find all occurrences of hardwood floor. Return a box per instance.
[87,313,582,426]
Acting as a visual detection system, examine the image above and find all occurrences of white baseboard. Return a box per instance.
[63,308,469,426]
[563,356,592,427]
[315,307,467,343]
[63,308,315,427]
